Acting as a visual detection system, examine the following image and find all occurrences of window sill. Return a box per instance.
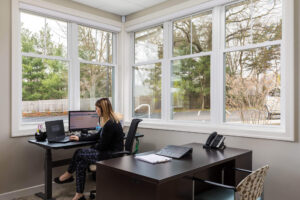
[124,119,293,141]
[11,122,69,137]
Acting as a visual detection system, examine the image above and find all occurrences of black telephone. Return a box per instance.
[204,132,226,150]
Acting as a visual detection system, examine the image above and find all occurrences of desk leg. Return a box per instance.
[35,149,55,200]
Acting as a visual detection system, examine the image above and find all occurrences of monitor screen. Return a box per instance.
[69,111,99,132]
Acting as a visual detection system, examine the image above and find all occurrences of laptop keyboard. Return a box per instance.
[156,145,192,159]
[48,137,70,143]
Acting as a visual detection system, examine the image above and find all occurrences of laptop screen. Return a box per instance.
[45,120,65,140]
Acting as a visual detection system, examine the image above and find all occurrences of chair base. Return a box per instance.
[195,188,262,200]
[89,190,96,199]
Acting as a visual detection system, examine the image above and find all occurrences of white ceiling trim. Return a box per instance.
[72,0,168,16]
[125,0,232,32]
[19,0,122,32]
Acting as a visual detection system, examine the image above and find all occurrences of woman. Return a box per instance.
[54,98,124,200]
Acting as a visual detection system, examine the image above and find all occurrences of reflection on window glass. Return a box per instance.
[80,64,113,110]
[22,57,68,123]
[192,11,212,53]
[133,63,161,119]
[78,25,113,63]
[225,45,281,125]
[252,0,282,43]
[173,17,191,56]
[135,26,163,63]
[171,56,210,121]
[21,12,68,57]
[226,0,282,48]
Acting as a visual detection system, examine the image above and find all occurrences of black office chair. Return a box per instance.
[89,118,143,199]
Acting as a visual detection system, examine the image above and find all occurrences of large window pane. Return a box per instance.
[192,11,212,53]
[173,17,191,56]
[225,0,252,48]
[225,45,281,125]
[80,64,113,110]
[78,25,113,63]
[133,63,161,119]
[135,26,163,63]
[21,12,67,57]
[226,0,282,48]
[22,57,68,123]
[171,56,210,121]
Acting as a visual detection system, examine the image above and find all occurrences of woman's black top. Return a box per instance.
[79,119,124,159]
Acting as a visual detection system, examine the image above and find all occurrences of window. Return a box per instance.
[133,26,163,119]
[21,12,69,123]
[172,12,212,121]
[129,0,294,140]
[78,25,114,110]
[14,6,117,134]
[224,0,282,125]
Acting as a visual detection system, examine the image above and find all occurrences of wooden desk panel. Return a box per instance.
[96,143,252,200]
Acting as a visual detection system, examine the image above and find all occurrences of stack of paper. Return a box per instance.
[135,154,172,164]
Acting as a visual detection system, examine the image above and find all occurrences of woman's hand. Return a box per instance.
[69,135,79,141]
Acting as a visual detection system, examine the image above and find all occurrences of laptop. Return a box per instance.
[45,120,70,143]
[155,145,193,159]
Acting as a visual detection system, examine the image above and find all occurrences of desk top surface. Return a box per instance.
[97,143,251,183]
[28,139,96,149]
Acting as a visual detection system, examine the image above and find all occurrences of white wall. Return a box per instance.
[125,0,300,199]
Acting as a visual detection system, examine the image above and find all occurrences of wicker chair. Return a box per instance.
[194,165,269,200]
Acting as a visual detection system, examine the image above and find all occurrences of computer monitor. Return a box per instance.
[69,111,99,133]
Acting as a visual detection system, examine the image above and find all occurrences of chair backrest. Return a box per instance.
[236,165,269,200]
[124,119,143,153]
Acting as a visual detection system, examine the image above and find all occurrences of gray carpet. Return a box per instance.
[14,175,96,200]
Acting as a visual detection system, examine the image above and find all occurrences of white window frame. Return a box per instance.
[124,0,294,141]
[11,0,121,137]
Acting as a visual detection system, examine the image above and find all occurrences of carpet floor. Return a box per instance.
[13,175,96,200]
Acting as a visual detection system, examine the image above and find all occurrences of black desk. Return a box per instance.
[28,139,96,200]
[96,143,252,200]
[29,133,144,200]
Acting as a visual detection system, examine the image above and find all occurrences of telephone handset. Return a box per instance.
[204,132,226,150]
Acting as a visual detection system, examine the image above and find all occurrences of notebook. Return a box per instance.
[135,154,172,164]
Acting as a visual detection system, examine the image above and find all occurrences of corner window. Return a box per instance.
[129,0,293,140]
[15,9,116,133]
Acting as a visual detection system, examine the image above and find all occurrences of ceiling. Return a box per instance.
[72,0,169,16]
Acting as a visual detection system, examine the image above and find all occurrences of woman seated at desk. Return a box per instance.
[54,98,124,200]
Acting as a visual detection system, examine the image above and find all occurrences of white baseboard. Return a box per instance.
[0,184,45,200]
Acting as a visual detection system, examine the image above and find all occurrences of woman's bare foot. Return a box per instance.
[72,193,84,200]
[59,171,72,181]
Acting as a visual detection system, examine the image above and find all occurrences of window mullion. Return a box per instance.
[162,21,171,121]
[112,33,118,111]
[69,23,80,110]
[211,6,226,125]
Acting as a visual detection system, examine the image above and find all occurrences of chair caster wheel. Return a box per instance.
[90,193,95,199]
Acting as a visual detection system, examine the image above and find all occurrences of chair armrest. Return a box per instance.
[111,150,131,157]
[234,168,252,174]
[193,177,237,192]
[135,133,144,138]
[123,133,144,139]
